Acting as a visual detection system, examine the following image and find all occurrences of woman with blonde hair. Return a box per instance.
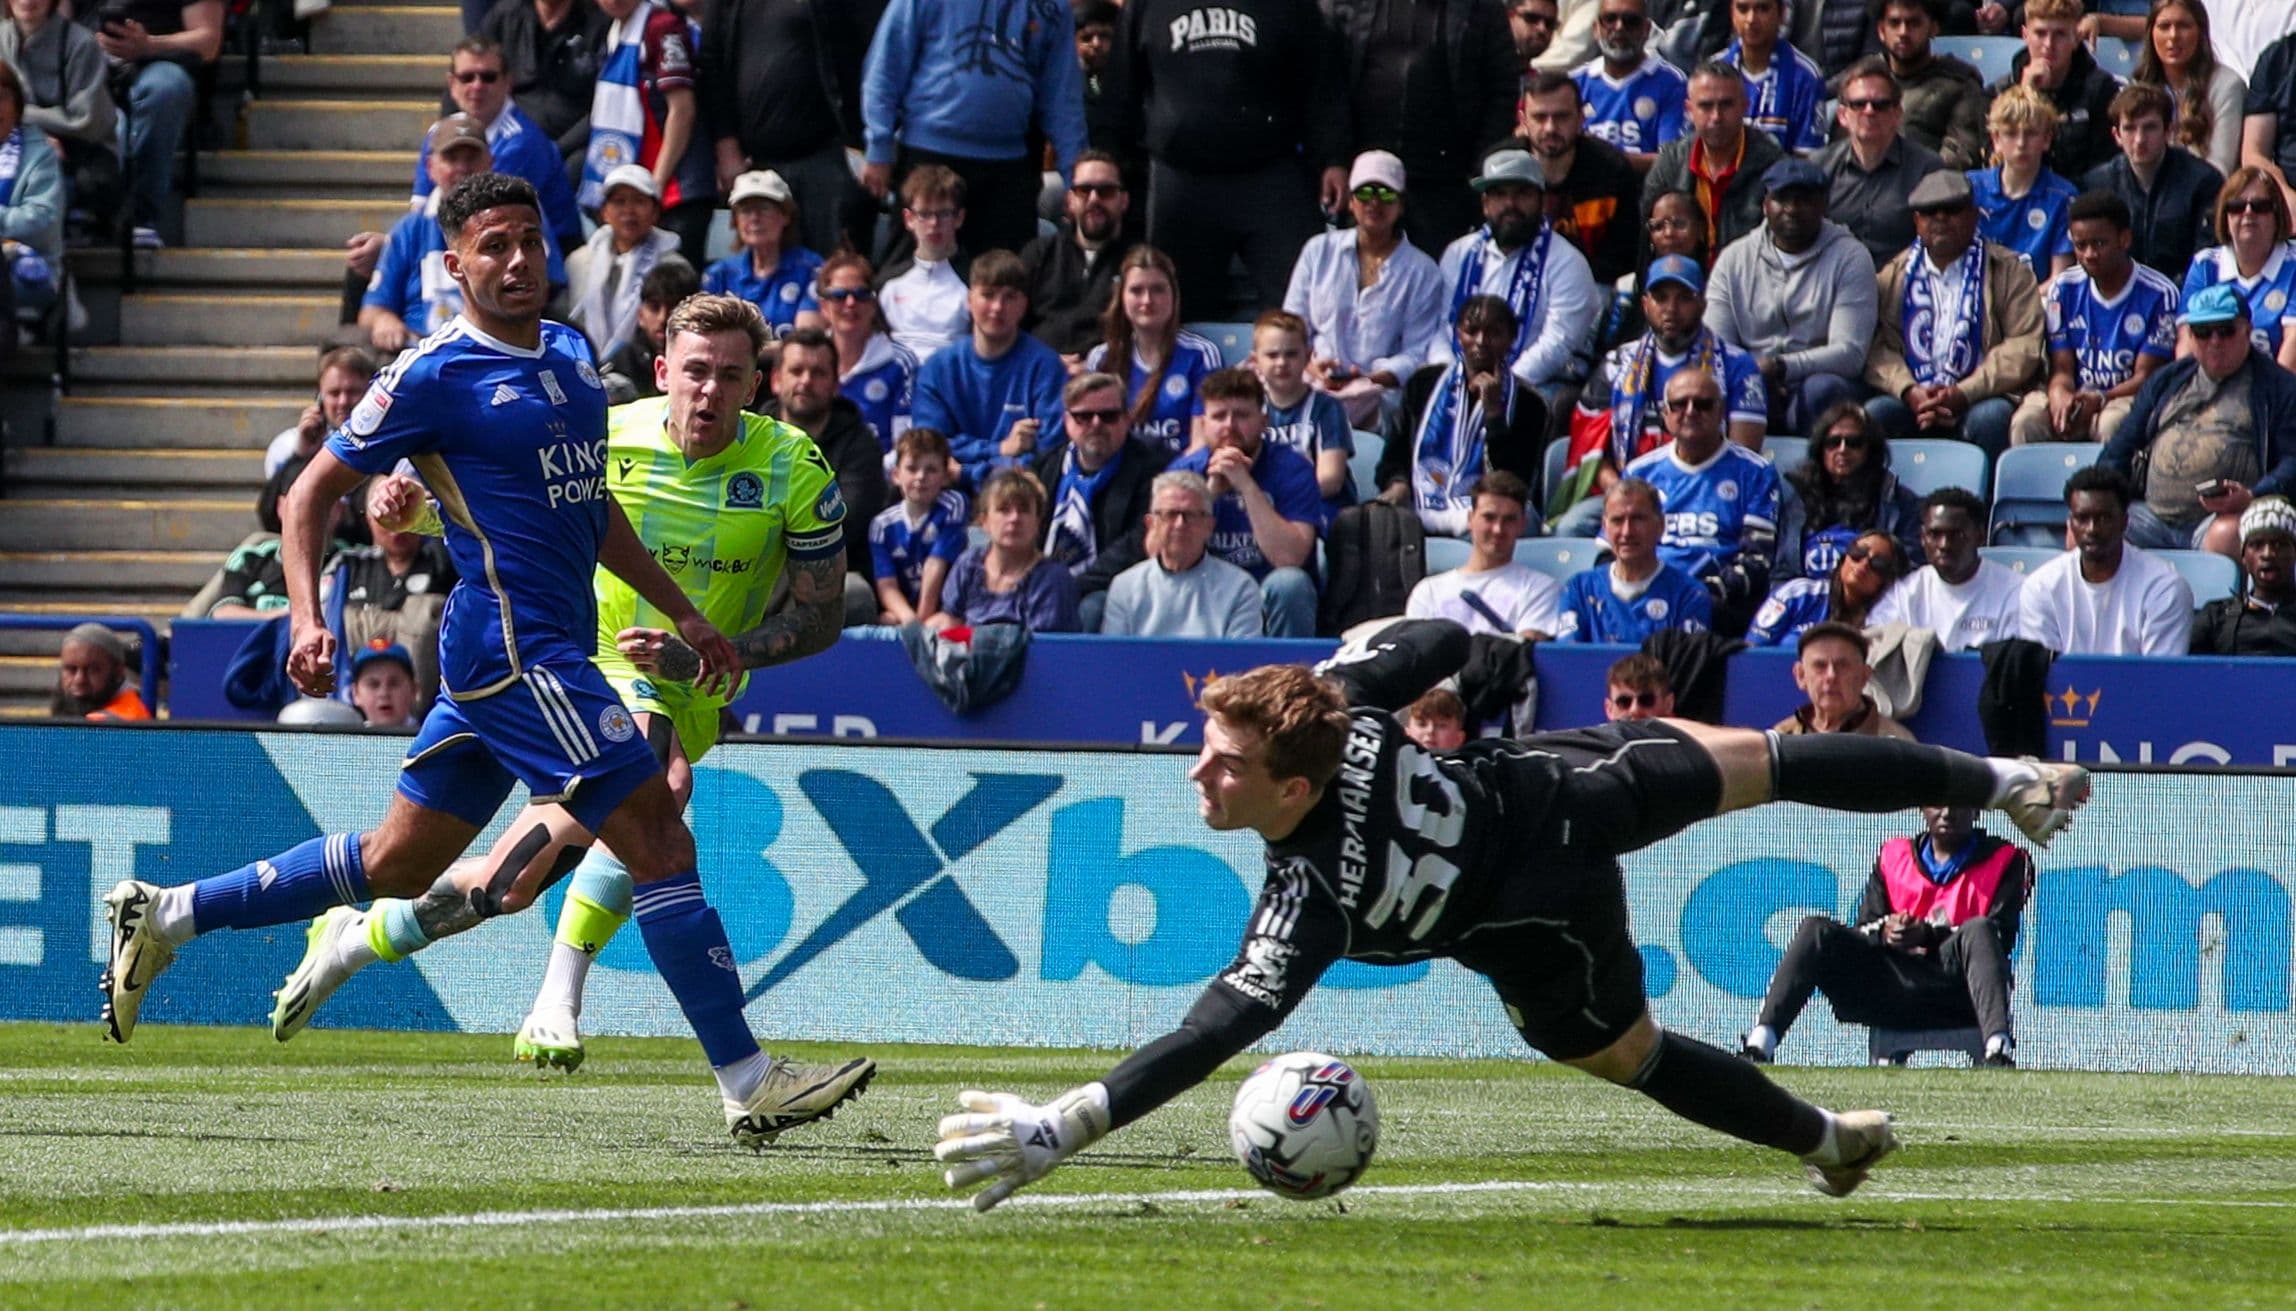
[1968,86,2077,282]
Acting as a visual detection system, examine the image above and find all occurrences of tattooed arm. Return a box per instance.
[621,552,848,680]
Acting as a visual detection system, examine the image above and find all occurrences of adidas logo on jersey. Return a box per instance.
[490,383,519,406]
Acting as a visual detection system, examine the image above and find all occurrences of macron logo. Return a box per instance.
[490,384,519,406]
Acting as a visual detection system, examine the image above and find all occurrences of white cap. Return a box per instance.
[728,169,794,208]
[601,163,659,201]
[1348,150,1407,193]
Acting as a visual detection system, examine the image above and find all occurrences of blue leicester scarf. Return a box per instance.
[1450,223,1553,359]
[1046,444,1120,572]
[1412,362,1512,516]
[1902,237,1988,387]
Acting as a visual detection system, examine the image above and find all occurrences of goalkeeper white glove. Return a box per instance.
[934,1084,1111,1212]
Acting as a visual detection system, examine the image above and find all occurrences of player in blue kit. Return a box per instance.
[96,174,875,1146]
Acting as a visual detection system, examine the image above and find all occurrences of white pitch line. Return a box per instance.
[2,1180,2291,1248]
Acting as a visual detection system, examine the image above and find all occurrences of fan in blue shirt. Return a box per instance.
[1970,87,2079,282]
[1572,51,1688,157]
[1718,6,1826,154]
[701,171,825,338]
[1164,369,1327,636]
[1553,475,1714,641]
[366,122,566,352]
[410,73,584,255]
[911,254,1069,489]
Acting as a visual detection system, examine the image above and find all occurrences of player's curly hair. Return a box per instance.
[438,172,540,241]
[1198,665,1351,790]
[664,293,769,361]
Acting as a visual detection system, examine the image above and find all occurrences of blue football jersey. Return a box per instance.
[868,490,970,601]
[1721,41,1828,152]
[1604,335,1770,459]
[1969,167,2077,280]
[842,338,920,454]
[1553,561,1713,642]
[702,246,826,337]
[1745,576,1832,646]
[1085,331,1224,456]
[2043,263,2179,392]
[1264,388,1357,509]
[326,319,612,699]
[1169,440,1327,578]
[1572,55,1688,154]
[2183,241,2296,356]
[1626,441,1781,581]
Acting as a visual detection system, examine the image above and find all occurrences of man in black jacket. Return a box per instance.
[2191,496,2296,656]
[699,0,868,259]
[476,0,608,176]
[1021,151,1137,362]
[2080,83,2223,279]
[753,329,890,625]
[1103,0,1352,318]
[1034,372,1172,628]
[1325,0,1522,251]
[1988,0,2120,181]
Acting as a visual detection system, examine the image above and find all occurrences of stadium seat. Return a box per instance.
[1990,443,2102,545]
[2157,549,2242,604]
[1185,321,1256,368]
[1978,545,2060,576]
[1764,436,1808,473]
[1515,536,1599,582]
[1930,36,2026,77]
[2092,35,2140,78]
[1893,439,1989,500]
[1350,430,1385,502]
[1424,536,1474,574]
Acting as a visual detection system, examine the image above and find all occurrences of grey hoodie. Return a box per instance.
[1702,218,1877,386]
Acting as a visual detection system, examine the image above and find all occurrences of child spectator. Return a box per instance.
[1403,686,1468,750]
[878,165,971,362]
[568,163,692,358]
[1084,246,1222,457]
[702,169,824,339]
[599,260,700,404]
[347,641,420,727]
[581,0,714,263]
[820,252,918,455]
[932,467,1081,633]
[870,428,968,626]
[1251,309,1356,513]
[1969,86,2078,283]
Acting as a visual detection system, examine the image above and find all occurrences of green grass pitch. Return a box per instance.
[2,1022,2291,1310]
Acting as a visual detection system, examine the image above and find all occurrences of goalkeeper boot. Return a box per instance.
[271,906,368,1041]
[1803,1109,1898,1198]
[514,1008,585,1074]
[726,1055,878,1149]
[2001,761,2090,848]
[100,880,175,1044]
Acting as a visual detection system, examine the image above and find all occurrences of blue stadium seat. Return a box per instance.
[1893,439,1989,500]
[1424,536,1474,574]
[1184,321,1256,368]
[2092,35,2140,78]
[1931,36,2026,77]
[2095,0,2148,14]
[2157,549,2242,604]
[1350,430,1385,502]
[1515,537,1600,582]
[1990,443,2102,545]
[1764,436,1809,474]
[1978,545,2060,576]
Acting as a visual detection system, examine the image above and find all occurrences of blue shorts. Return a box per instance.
[398,660,658,836]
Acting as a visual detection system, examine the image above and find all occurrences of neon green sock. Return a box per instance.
[554,893,629,957]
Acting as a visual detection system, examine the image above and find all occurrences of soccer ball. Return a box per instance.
[1227,1051,1379,1201]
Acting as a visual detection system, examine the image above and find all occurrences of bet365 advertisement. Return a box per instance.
[0,727,2287,1072]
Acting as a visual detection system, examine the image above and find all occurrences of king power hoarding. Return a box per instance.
[0,727,2288,1072]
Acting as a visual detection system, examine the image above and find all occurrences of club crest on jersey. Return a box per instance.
[576,360,602,389]
[346,385,392,440]
[726,471,765,509]
[538,369,569,406]
[2124,313,2147,338]
[599,703,636,743]
[1716,479,1738,502]
[1163,374,1190,399]
[1646,597,1670,619]
[780,283,801,304]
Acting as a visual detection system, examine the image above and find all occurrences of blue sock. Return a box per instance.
[190,833,367,935]
[632,870,758,1068]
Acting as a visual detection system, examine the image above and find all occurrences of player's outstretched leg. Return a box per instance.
[515,848,635,1073]
[605,780,875,1148]
[104,831,378,1044]
[1575,1014,1897,1198]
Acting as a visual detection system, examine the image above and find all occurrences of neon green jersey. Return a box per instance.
[595,396,847,668]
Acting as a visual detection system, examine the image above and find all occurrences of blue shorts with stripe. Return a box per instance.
[397,658,659,836]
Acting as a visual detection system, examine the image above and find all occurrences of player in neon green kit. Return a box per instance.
[274,296,862,1131]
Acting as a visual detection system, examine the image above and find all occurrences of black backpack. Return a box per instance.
[1317,502,1426,636]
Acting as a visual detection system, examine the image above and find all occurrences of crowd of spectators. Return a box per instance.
[30,0,2296,724]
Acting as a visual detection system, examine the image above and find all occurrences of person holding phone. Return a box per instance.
[91,0,220,247]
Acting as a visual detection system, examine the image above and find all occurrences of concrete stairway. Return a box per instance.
[1,3,451,714]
